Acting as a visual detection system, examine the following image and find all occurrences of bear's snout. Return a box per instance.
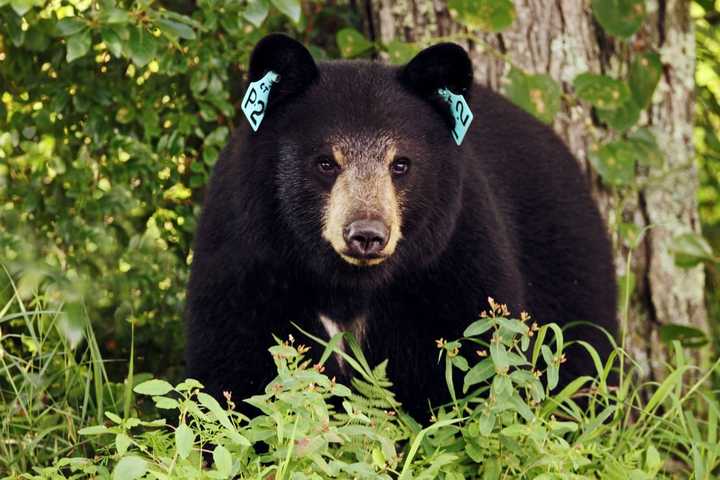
[343,219,389,259]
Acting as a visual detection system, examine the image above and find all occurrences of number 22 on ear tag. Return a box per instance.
[438,88,473,146]
[242,71,280,132]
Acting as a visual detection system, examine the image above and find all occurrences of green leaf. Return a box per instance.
[175,423,194,459]
[213,445,232,477]
[79,425,111,435]
[105,411,122,424]
[127,26,157,67]
[156,19,196,40]
[57,301,85,349]
[629,51,662,108]
[500,424,527,438]
[669,233,716,268]
[505,68,561,124]
[464,318,493,337]
[489,341,509,371]
[176,379,204,391]
[154,396,179,409]
[101,26,126,58]
[244,0,269,27]
[197,392,235,431]
[659,324,709,348]
[271,0,301,23]
[588,140,636,186]
[112,456,147,480]
[596,99,641,131]
[133,379,174,396]
[573,73,630,109]
[592,0,646,38]
[10,0,35,16]
[627,128,664,168]
[448,0,516,32]
[336,28,373,59]
[463,357,494,393]
[478,412,495,436]
[115,433,131,455]
[99,8,130,24]
[496,317,529,335]
[385,40,420,65]
[66,30,91,63]
[492,373,512,397]
[646,445,662,472]
[56,18,87,37]
[547,364,559,390]
[452,355,469,371]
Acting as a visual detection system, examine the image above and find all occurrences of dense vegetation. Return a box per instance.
[1,0,719,477]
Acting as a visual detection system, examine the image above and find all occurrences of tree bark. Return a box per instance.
[360,0,707,381]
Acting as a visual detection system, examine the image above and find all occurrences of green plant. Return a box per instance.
[3,275,718,478]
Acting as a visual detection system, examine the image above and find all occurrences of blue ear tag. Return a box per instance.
[437,88,474,145]
[241,71,280,131]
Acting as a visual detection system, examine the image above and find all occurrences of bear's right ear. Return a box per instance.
[248,33,318,106]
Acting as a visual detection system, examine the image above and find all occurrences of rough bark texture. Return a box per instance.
[360,0,706,381]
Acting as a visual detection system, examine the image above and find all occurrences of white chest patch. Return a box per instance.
[318,313,366,373]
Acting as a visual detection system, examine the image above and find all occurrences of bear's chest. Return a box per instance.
[317,312,367,374]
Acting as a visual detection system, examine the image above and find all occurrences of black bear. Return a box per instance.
[185,33,617,420]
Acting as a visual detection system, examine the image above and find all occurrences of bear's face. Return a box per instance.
[245,35,474,286]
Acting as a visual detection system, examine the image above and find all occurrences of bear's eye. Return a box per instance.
[315,156,339,175]
[390,157,411,176]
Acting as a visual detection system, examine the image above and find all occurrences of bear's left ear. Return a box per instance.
[399,43,473,97]
[248,33,318,106]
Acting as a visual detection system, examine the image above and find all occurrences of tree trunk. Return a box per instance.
[359,0,707,382]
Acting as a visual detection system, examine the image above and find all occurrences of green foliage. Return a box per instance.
[3,282,719,478]
[336,27,373,59]
[504,68,561,125]
[695,0,720,356]
[0,0,305,377]
[591,0,646,38]
[2,0,720,476]
[447,0,516,33]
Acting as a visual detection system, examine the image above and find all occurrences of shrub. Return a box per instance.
[2,278,718,478]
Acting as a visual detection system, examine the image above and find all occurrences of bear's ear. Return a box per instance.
[399,43,473,96]
[248,33,318,105]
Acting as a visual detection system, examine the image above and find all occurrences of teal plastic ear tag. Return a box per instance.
[242,71,280,131]
[438,88,473,145]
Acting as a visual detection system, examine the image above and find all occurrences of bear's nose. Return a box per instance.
[343,219,389,258]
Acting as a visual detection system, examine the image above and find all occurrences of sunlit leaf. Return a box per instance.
[385,40,420,65]
[127,26,157,67]
[448,0,516,32]
[66,30,91,63]
[592,0,646,38]
[336,28,373,59]
[271,0,301,23]
[505,68,561,124]
[244,0,270,27]
[112,455,146,480]
[629,51,662,108]
[573,73,630,109]
[133,379,174,396]
[659,324,709,348]
[589,140,636,186]
[175,423,194,459]
[669,233,716,268]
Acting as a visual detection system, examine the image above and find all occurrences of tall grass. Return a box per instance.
[0,266,719,479]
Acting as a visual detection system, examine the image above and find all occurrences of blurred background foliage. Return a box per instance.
[696,0,720,345]
[0,0,718,383]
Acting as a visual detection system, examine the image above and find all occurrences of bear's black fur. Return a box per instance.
[185,34,617,420]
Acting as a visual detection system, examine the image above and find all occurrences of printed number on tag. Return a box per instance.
[438,88,474,146]
[242,71,280,131]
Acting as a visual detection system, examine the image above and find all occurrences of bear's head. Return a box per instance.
[244,34,474,287]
